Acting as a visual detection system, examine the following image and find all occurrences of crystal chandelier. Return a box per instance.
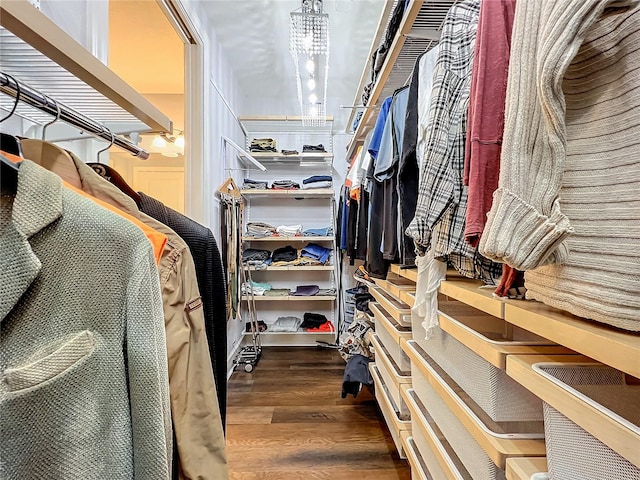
[290,0,329,126]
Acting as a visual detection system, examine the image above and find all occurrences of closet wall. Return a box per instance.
[176,0,246,372]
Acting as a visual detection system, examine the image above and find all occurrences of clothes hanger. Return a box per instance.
[0,75,24,160]
[86,132,142,206]
[0,78,21,195]
[217,177,241,202]
[95,129,114,164]
[20,96,83,189]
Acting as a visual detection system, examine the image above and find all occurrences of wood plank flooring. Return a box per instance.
[227,346,411,479]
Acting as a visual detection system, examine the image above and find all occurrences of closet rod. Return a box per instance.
[0,72,150,160]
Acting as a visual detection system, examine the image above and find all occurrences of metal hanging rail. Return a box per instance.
[0,72,149,159]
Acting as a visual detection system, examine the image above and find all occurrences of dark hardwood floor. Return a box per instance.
[226,346,411,479]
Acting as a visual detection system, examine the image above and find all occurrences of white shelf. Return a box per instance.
[0,0,171,133]
[242,188,334,198]
[248,152,333,165]
[245,265,334,271]
[241,296,336,302]
[242,236,334,242]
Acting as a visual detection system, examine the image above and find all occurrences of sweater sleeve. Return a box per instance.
[479,0,637,271]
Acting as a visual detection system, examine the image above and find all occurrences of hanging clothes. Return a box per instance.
[138,192,229,432]
[406,0,501,284]
[65,153,228,480]
[0,160,171,479]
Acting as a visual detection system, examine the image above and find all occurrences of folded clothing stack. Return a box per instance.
[271,179,300,190]
[272,245,298,265]
[241,280,272,296]
[301,243,331,264]
[250,138,277,152]
[303,227,333,237]
[302,144,327,153]
[242,178,268,190]
[281,149,298,155]
[242,248,271,264]
[246,320,267,333]
[276,224,302,237]
[302,175,333,190]
[300,312,328,329]
[291,285,320,296]
[270,316,303,332]
[264,288,290,297]
[246,222,276,237]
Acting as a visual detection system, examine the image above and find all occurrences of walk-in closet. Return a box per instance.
[1,1,639,479]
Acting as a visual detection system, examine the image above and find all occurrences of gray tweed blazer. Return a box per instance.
[0,160,171,479]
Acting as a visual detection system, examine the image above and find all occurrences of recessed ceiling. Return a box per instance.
[200,0,385,131]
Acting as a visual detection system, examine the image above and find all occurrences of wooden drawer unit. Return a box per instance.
[371,333,411,417]
[370,286,412,327]
[507,355,640,478]
[405,340,546,479]
[371,302,412,371]
[370,363,411,458]
[505,457,548,480]
[375,274,416,299]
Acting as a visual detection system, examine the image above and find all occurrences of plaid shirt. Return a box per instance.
[406,0,501,283]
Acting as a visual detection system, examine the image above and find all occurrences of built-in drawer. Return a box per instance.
[412,300,567,422]
[375,274,416,299]
[400,430,437,480]
[370,363,411,458]
[402,385,472,480]
[370,286,411,327]
[400,290,415,308]
[405,340,546,479]
[371,302,411,371]
[507,355,640,479]
[371,333,411,417]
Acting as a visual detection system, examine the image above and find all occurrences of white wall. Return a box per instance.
[177,0,247,374]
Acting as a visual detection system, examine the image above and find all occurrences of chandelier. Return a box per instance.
[289,0,329,126]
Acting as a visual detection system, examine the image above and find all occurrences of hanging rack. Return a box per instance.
[0,72,150,159]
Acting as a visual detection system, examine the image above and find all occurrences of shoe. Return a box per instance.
[353,265,376,287]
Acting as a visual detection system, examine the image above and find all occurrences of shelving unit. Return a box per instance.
[344,0,454,159]
[392,267,640,479]
[237,117,338,347]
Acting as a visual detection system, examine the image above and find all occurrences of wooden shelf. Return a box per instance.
[0,0,171,133]
[242,236,334,242]
[507,354,640,468]
[438,279,505,319]
[244,265,334,271]
[503,301,640,379]
[505,457,548,480]
[399,291,415,308]
[437,310,572,370]
[241,189,334,198]
[241,296,336,302]
[370,287,412,327]
[390,264,418,283]
[404,340,547,469]
[249,152,333,162]
[243,331,334,336]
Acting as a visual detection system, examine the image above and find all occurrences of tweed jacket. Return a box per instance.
[69,156,228,480]
[138,192,228,429]
[0,160,170,479]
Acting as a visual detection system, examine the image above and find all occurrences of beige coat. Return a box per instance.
[0,160,171,479]
[70,155,228,480]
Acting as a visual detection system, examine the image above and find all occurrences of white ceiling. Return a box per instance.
[200,0,385,131]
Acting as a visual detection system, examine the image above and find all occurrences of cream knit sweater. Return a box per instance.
[480,0,640,330]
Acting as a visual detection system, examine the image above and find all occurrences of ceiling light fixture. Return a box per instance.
[147,131,185,157]
[290,0,329,126]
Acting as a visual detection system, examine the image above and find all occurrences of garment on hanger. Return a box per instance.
[0,160,171,479]
[480,0,640,330]
[406,0,501,284]
[66,154,228,480]
[87,162,142,207]
[138,192,229,432]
